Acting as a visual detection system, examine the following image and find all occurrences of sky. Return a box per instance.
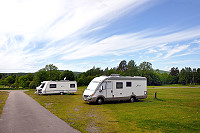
[0,0,200,73]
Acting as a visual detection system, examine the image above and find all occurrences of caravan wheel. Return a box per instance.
[96,98,103,105]
[60,92,64,95]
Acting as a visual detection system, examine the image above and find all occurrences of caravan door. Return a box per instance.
[106,81,112,98]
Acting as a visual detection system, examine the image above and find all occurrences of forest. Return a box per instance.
[0,60,200,89]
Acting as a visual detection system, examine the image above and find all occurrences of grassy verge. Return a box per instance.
[0,85,33,90]
[0,91,9,117]
[26,86,200,133]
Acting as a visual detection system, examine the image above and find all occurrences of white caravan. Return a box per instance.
[35,80,77,95]
[83,74,147,104]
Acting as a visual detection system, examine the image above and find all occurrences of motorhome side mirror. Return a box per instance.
[99,86,103,92]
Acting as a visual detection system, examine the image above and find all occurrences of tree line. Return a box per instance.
[0,60,200,89]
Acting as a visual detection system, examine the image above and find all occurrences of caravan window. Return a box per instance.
[50,84,56,88]
[126,82,132,87]
[116,82,123,89]
[70,84,75,88]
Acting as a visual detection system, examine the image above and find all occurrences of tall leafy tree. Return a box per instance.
[168,67,179,84]
[179,68,187,85]
[117,60,127,73]
[35,68,49,85]
[139,62,154,85]
[85,67,103,77]
[126,60,139,76]
[60,70,75,81]
[179,67,193,85]
[18,76,29,88]
[45,64,60,80]
[170,67,179,76]
[4,76,15,88]
[103,67,109,76]
[196,68,200,84]
[139,61,153,76]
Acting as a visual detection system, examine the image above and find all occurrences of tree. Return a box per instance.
[139,62,154,85]
[12,77,20,89]
[60,70,75,81]
[45,64,60,80]
[159,73,169,85]
[103,67,109,76]
[29,81,37,89]
[126,60,139,76]
[150,72,162,85]
[117,60,127,73]
[179,67,193,85]
[4,76,15,88]
[35,68,49,86]
[77,78,85,86]
[139,61,153,74]
[168,67,179,84]
[196,68,200,84]
[170,67,179,76]
[19,76,29,88]
[85,67,103,77]
[85,76,95,85]
[26,73,34,81]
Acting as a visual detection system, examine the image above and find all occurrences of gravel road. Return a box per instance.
[0,90,80,133]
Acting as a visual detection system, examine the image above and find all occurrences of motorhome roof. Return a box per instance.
[107,76,146,80]
[92,76,108,82]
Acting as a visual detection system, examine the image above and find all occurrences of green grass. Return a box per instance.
[0,85,31,90]
[148,84,200,88]
[0,91,9,117]
[26,87,200,133]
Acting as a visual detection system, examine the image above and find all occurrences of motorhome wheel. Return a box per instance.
[130,97,136,103]
[96,98,103,105]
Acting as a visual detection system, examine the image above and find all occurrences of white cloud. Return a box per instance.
[1,0,153,72]
[61,26,200,60]
[164,45,189,59]
[0,0,200,72]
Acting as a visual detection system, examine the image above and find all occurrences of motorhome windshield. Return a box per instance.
[86,81,100,91]
[41,83,45,88]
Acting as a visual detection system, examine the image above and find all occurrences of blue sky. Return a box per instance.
[0,0,200,73]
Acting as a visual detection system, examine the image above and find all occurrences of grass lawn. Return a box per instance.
[0,85,29,90]
[0,91,9,117]
[26,86,200,133]
[148,84,200,88]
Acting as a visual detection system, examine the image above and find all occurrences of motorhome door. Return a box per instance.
[106,81,112,98]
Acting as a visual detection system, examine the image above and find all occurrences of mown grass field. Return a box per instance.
[0,91,9,117]
[26,86,200,133]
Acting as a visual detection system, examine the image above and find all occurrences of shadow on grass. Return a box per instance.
[38,93,81,96]
[83,98,166,105]
[153,98,166,101]
[86,100,143,105]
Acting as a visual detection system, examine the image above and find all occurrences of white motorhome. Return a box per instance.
[83,74,147,104]
[35,80,77,95]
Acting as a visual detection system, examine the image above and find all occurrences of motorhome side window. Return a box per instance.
[116,82,123,89]
[70,84,75,88]
[50,84,56,88]
[126,82,132,87]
